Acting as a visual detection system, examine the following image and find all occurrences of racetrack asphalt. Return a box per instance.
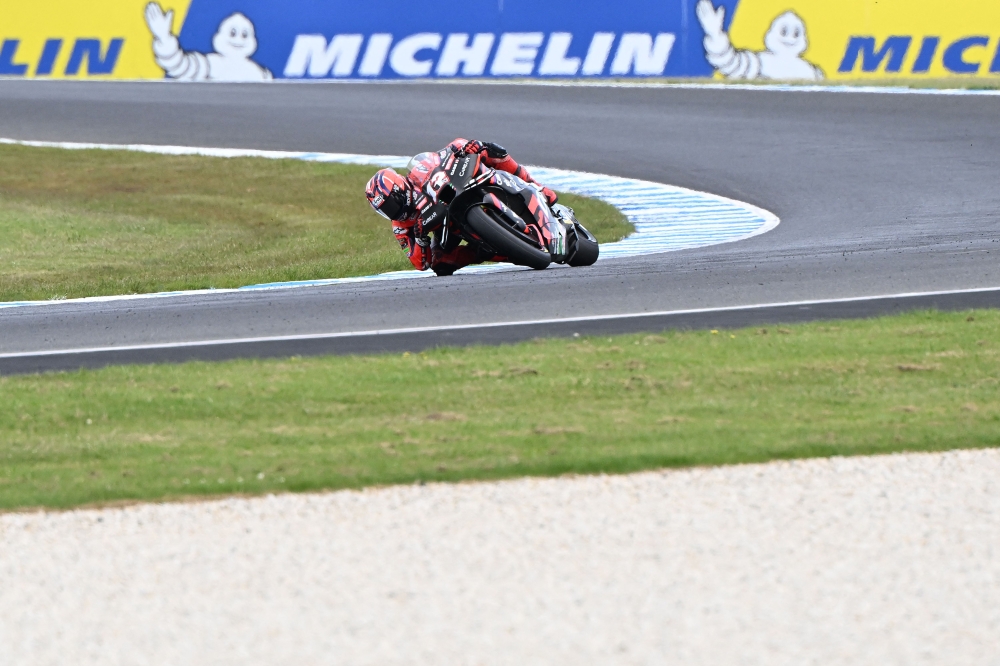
[0,80,998,372]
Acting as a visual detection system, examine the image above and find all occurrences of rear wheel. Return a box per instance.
[567,223,599,267]
[465,206,551,270]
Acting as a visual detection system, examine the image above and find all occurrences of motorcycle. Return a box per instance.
[426,150,599,271]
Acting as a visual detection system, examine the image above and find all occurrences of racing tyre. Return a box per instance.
[568,223,599,267]
[465,206,551,270]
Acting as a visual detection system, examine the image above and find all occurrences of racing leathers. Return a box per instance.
[393,139,558,276]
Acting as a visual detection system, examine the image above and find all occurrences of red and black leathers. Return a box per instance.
[392,138,557,274]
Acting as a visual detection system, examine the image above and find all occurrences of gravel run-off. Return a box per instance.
[2,448,999,665]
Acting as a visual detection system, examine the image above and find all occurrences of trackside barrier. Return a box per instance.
[1,0,998,83]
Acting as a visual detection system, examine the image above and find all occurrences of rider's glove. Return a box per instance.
[460,140,484,156]
[418,202,449,236]
[463,140,509,160]
[480,142,509,159]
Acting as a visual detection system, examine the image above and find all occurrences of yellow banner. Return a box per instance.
[0,0,192,79]
[726,0,1000,80]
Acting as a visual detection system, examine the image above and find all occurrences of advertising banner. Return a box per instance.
[1,0,998,82]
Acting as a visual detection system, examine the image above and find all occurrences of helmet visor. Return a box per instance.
[375,189,406,221]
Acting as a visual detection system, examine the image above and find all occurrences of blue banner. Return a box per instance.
[175,0,740,80]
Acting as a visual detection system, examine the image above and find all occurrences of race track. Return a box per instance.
[0,80,998,371]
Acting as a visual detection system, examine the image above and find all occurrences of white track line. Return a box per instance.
[0,138,777,308]
[2,286,996,359]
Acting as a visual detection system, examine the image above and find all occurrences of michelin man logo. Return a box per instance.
[696,0,823,81]
[144,2,273,81]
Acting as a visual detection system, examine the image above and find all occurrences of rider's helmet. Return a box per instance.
[365,168,412,220]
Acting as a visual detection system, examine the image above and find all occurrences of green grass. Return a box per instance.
[2,309,997,511]
[0,144,633,302]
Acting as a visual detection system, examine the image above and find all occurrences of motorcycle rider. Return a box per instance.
[365,139,558,276]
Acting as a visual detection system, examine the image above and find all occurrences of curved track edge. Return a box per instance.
[0,138,778,308]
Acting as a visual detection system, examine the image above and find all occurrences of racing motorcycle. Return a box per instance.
[425,150,599,270]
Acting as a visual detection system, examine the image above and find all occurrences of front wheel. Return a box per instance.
[465,206,551,270]
[567,223,599,267]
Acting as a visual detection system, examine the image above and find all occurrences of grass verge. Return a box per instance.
[1,309,997,511]
[0,144,633,302]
